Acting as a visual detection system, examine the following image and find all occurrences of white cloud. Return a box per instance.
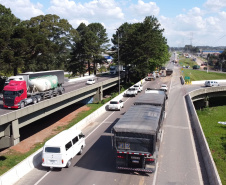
[204,0,226,12]
[0,0,44,20]
[128,0,160,18]
[48,0,124,29]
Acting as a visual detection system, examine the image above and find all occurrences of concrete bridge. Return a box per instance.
[0,77,120,149]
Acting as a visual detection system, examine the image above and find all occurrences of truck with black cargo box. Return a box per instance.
[112,94,165,173]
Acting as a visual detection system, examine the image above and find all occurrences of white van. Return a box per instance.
[42,129,85,168]
[205,80,219,87]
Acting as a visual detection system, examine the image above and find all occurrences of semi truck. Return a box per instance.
[112,93,166,173]
[110,65,124,75]
[3,70,65,109]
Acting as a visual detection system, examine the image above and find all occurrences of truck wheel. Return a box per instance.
[33,98,37,104]
[78,146,83,155]
[66,159,72,168]
[49,93,53,99]
[20,102,25,109]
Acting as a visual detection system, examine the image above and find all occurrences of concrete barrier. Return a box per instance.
[185,94,222,185]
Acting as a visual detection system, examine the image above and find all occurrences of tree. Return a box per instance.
[0,4,20,75]
[111,16,169,82]
[88,23,109,75]
[21,14,78,71]
[69,23,109,76]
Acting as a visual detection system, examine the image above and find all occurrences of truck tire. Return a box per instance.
[33,98,37,104]
[20,102,25,109]
[66,159,72,168]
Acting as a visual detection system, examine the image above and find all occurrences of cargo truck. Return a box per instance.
[112,93,165,173]
[3,70,65,109]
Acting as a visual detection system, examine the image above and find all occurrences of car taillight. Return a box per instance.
[146,158,155,162]
[117,155,125,159]
[42,158,44,163]
[62,159,64,164]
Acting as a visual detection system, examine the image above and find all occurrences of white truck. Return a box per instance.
[110,65,124,75]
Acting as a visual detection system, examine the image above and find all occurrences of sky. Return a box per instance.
[1,0,226,47]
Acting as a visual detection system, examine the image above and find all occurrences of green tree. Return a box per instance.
[111,16,169,82]
[0,4,20,75]
[22,14,78,71]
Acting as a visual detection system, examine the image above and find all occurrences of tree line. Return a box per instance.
[0,4,170,82]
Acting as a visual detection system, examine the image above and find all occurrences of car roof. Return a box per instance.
[44,129,81,147]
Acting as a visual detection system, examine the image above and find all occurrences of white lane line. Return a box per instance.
[152,162,159,185]
[86,111,115,139]
[34,171,51,185]
[183,95,204,185]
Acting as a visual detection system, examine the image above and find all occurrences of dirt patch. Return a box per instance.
[1,105,90,154]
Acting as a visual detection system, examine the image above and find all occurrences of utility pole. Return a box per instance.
[117,29,120,94]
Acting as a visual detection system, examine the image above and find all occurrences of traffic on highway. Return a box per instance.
[13,61,205,185]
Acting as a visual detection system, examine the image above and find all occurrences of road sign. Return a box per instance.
[185,76,190,80]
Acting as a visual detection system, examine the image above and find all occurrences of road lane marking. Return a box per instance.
[34,170,51,185]
[164,125,190,130]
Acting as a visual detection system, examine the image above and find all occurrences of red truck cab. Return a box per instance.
[3,80,27,109]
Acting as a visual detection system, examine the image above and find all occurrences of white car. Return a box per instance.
[108,100,124,111]
[125,87,138,97]
[205,80,219,87]
[133,84,143,92]
[160,84,168,91]
[86,78,95,85]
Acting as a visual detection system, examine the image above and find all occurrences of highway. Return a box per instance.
[14,62,206,185]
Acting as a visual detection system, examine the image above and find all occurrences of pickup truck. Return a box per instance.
[125,87,138,97]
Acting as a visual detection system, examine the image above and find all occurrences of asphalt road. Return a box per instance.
[14,61,206,185]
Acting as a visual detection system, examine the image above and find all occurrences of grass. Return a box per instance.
[182,69,226,81]
[179,57,197,67]
[196,106,226,185]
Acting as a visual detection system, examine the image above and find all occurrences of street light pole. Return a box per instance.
[117,29,120,94]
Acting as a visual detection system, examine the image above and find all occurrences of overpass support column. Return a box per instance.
[93,86,103,103]
[12,119,20,146]
[0,123,11,149]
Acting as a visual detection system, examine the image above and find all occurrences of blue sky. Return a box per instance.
[1,0,226,47]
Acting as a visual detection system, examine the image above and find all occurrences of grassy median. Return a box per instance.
[182,69,226,81]
[196,106,226,185]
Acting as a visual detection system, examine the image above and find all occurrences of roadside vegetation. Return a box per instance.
[178,57,197,68]
[182,69,226,81]
[196,106,226,185]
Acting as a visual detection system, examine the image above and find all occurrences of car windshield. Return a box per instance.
[161,85,167,87]
[129,88,135,91]
[88,79,93,81]
[134,85,139,87]
[3,90,19,96]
